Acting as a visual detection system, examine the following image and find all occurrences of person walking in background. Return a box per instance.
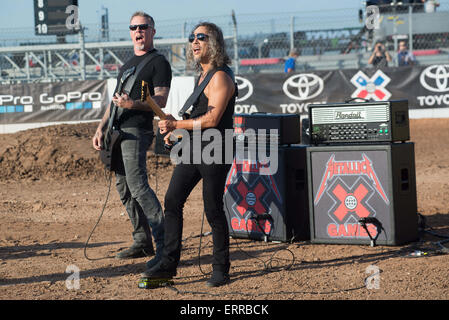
[92,11,172,267]
[284,48,299,73]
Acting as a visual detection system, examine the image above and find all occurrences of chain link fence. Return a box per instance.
[1,1,448,83]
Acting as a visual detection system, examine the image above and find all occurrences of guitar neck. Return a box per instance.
[141,81,167,120]
[107,81,126,132]
[105,101,117,133]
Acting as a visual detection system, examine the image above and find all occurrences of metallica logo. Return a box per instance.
[314,154,389,205]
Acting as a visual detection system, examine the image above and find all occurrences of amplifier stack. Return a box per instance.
[224,100,418,246]
[224,113,309,242]
[306,99,418,245]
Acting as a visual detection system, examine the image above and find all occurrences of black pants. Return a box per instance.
[160,162,231,273]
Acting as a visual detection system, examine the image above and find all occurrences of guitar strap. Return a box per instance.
[112,50,163,124]
[177,64,236,118]
[101,50,163,170]
[122,50,163,95]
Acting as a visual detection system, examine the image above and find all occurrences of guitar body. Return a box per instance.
[99,128,122,171]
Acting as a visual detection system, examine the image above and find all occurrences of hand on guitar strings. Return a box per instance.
[112,93,134,109]
[158,114,177,135]
[158,114,178,149]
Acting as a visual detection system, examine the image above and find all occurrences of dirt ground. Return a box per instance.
[0,118,448,302]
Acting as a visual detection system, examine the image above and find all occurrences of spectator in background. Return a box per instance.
[397,41,416,66]
[284,48,299,73]
[368,41,392,68]
[412,0,440,13]
[424,0,440,13]
[411,0,426,12]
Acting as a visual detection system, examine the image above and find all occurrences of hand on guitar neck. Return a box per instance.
[141,81,179,150]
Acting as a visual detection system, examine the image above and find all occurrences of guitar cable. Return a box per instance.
[83,169,114,261]
[84,81,161,261]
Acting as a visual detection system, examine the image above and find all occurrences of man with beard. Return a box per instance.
[92,12,171,268]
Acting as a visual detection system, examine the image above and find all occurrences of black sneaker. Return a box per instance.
[140,262,176,279]
[206,271,230,288]
[115,245,155,259]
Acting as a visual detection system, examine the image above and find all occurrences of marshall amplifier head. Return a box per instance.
[233,113,301,145]
[309,100,410,145]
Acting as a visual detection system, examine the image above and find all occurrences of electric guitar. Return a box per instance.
[99,66,135,171]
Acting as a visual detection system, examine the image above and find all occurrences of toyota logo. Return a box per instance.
[420,65,449,93]
[283,74,324,101]
[235,76,253,102]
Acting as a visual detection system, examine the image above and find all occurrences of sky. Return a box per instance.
[0,0,367,28]
[1,0,448,42]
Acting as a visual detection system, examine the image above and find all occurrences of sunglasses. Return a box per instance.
[129,24,150,31]
[188,33,209,43]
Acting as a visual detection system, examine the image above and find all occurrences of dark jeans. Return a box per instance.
[115,127,164,253]
[161,162,231,273]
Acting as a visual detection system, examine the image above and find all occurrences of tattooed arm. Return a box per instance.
[112,86,170,111]
[158,71,234,134]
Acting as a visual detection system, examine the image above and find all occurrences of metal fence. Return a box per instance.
[1,1,448,83]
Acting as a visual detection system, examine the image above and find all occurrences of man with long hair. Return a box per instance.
[141,22,236,287]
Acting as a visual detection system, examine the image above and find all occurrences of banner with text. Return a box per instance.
[235,64,449,118]
[0,80,108,125]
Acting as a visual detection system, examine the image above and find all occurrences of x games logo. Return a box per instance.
[224,160,282,235]
[327,178,375,223]
[235,178,268,217]
[313,153,389,239]
[314,154,389,205]
[351,70,391,101]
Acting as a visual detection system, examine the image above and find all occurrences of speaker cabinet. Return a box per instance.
[233,113,301,145]
[307,142,418,245]
[224,145,310,242]
[301,117,310,145]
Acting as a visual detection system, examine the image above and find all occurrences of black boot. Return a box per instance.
[115,244,155,259]
[206,270,230,287]
[140,261,177,279]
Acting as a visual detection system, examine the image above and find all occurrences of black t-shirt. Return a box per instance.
[372,54,388,68]
[115,49,172,130]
